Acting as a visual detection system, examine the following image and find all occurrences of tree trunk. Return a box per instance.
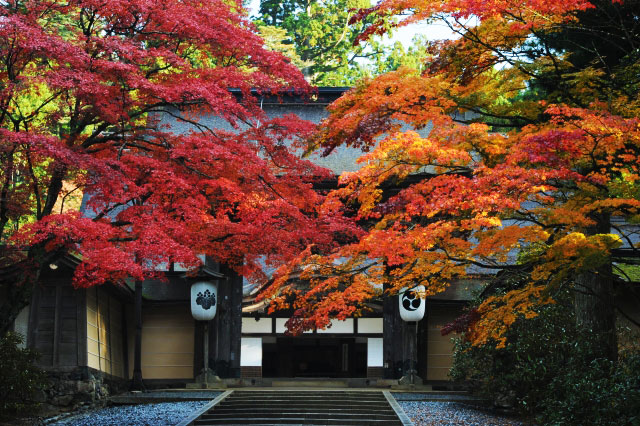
[574,213,617,362]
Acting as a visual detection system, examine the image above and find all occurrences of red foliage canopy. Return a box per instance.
[0,0,359,292]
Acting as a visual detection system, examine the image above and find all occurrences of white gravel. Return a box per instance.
[48,401,208,426]
[399,401,526,426]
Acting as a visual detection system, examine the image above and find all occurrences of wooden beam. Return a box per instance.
[76,288,88,367]
[194,320,204,378]
[383,287,404,379]
[215,277,230,376]
[52,284,62,366]
[229,269,242,378]
[121,300,129,379]
[417,315,428,381]
[27,283,40,350]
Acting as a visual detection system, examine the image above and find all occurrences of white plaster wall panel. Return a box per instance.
[242,317,272,333]
[240,337,262,367]
[13,306,30,348]
[367,338,384,367]
[275,318,288,334]
[357,318,383,334]
[317,318,354,334]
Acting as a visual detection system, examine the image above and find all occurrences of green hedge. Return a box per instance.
[0,332,47,418]
[449,292,640,425]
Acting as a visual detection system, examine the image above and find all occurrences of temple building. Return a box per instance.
[12,88,488,391]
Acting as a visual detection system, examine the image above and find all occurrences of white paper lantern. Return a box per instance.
[399,285,425,322]
[191,281,218,321]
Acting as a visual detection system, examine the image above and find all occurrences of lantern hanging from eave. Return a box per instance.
[399,285,425,322]
[191,281,218,321]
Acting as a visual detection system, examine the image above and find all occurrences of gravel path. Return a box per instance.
[44,392,527,426]
[47,401,208,426]
[399,401,527,426]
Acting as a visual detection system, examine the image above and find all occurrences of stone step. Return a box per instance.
[222,395,387,402]
[271,380,349,388]
[234,390,382,398]
[230,391,384,396]
[193,417,402,425]
[183,390,407,426]
[226,392,384,400]
[234,389,382,398]
[229,392,387,397]
[201,412,400,420]
[217,402,389,410]
[221,398,387,403]
[214,406,390,412]
[210,408,396,416]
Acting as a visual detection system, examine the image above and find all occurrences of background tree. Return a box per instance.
[0,0,359,334]
[253,0,416,85]
[264,0,640,364]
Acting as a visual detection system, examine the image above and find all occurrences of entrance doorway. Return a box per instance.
[262,337,367,378]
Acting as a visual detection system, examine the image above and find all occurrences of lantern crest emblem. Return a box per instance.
[196,289,216,310]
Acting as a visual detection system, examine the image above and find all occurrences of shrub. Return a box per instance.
[0,331,47,418]
[449,290,640,425]
[451,297,573,411]
[540,353,640,425]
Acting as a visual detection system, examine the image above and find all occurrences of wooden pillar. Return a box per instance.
[211,266,242,378]
[405,321,419,383]
[130,280,145,391]
[26,283,41,351]
[228,269,242,378]
[52,284,62,366]
[213,278,229,376]
[208,314,217,374]
[383,289,393,379]
[194,321,204,377]
[417,312,428,381]
[75,288,88,369]
[383,288,403,379]
[121,301,129,379]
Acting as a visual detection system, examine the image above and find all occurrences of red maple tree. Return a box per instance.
[0,0,359,333]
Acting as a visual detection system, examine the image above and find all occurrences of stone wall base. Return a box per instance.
[35,367,128,415]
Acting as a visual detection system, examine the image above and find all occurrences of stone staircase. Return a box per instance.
[186,390,409,425]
